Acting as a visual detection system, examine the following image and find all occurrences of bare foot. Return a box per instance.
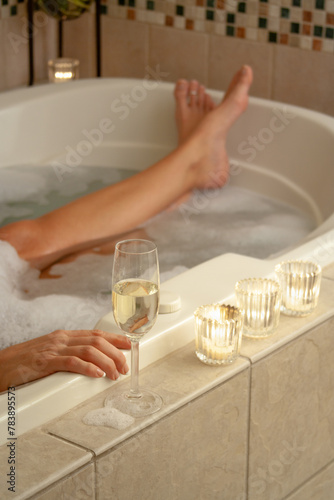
[174,79,216,144]
[173,64,253,195]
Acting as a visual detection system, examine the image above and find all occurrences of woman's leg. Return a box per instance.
[0,65,253,269]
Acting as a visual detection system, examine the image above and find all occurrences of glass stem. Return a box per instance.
[129,340,141,398]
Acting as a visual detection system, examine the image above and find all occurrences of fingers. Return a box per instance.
[58,328,131,348]
[47,355,110,380]
[48,329,130,380]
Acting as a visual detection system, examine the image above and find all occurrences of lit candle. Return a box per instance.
[194,304,243,365]
[201,337,235,361]
[275,260,322,317]
[48,58,79,83]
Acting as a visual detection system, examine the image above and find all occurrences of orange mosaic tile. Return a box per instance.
[303,11,312,22]
[312,39,322,51]
[217,0,225,9]
[302,24,311,35]
[196,0,205,6]
[236,27,246,38]
[327,13,334,25]
[165,15,174,26]
[280,34,289,44]
[186,18,194,29]
[127,9,136,20]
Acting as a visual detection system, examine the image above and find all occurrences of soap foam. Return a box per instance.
[83,407,134,430]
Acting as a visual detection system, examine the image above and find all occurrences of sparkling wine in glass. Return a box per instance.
[105,239,163,417]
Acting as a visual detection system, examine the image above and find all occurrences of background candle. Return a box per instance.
[48,58,79,83]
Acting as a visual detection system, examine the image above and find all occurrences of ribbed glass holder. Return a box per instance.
[235,278,281,338]
[275,260,322,317]
[194,304,243,365]
[48,58,80,83]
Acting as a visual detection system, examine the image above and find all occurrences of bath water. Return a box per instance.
[0,165,316,349]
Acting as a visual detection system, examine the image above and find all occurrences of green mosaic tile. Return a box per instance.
[226,25,235,35]
[314,25,323,36]
[269,31,277,41]
[227,12,235,22]
[281,7,290,18]
[100,4,107,14]
[259,17,267,27]
[207,0,215,7]
[315,0,325,9]
[2,0,8,6]
[10,4,16,14]
[176,4,184,15]
[238,2,246,13]
[325,27,334,38]
[206,9,214,20]
[292,0,301,7]
[290,21,300,32]
[260,0,268,3]
[129,0,135,7]
[118,0,125,5]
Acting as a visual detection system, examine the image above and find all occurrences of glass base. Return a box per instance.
[281,305,315,317]
[105,389,163,418]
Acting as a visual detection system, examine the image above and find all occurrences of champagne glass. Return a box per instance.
[105,239,163,417]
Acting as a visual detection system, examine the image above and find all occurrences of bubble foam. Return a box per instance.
[83,407,134,430]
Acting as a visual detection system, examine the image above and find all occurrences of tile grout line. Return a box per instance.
[282,456,334,499]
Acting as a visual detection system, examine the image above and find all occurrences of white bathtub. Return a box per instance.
[0,78,334,443]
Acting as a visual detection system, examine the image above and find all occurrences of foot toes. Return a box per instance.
[197,85,206,109]
[188,80,200,107]
[174,79,189,100]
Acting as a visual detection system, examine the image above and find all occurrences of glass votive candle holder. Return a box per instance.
[194,304,243,365]
[235,278,281,338]
[48,58,79,83]
[275,260,322,317]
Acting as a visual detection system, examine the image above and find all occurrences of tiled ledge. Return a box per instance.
[0,277,333,499]
[240,276,334,363]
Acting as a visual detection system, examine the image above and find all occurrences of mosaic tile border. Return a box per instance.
[104,0,334,52]
[0,0,333,52]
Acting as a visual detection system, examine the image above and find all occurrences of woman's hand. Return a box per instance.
[0,329,131,392]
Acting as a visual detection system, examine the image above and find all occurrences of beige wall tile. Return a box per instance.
[208,36,274,98]
[149,25,209,84]
[33,12,58,84]
[248,316,334,500]
[0,23,5,91]
[63,13,96,79]
[273,45,334,116]
[101,18,149,78]
[2,16,29,88]
[34,464,95,500]
[96,369,249,500]
[285,460,334,500]
[0,430,92,499]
